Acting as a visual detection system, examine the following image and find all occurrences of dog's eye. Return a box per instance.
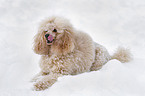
[53,29,57,33]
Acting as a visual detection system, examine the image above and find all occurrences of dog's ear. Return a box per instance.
[33,31,50,55]
[51,29,75,55]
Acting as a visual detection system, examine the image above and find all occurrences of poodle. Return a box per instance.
[32,16,132,91]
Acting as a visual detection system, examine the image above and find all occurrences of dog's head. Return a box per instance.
[33,16,75,55]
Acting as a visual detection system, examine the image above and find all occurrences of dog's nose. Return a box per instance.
[45,34,49,39]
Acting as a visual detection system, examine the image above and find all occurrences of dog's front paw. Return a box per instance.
[34,81,49,91]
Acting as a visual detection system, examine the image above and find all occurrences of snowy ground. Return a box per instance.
[0,0,145,96]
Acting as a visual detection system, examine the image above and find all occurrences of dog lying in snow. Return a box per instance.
[32,16,131,91]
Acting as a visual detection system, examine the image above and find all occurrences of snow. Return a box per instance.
[0,0,145,96]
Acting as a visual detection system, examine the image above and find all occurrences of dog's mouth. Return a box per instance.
[45,34,54,45]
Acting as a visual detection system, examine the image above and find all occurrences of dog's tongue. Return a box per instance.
[47,34,53,42]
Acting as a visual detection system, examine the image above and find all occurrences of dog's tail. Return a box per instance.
[111,47,132,63]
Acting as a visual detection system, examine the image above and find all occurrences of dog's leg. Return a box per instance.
[33,73,61,91]
[31,71,50,82]
[90,43,132,71]
[31,72,42,82]
[90,43,111,71]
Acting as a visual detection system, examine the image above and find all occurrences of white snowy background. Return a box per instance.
[0,0,145,96]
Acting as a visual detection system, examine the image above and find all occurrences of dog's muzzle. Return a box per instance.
[45,34,54,44]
